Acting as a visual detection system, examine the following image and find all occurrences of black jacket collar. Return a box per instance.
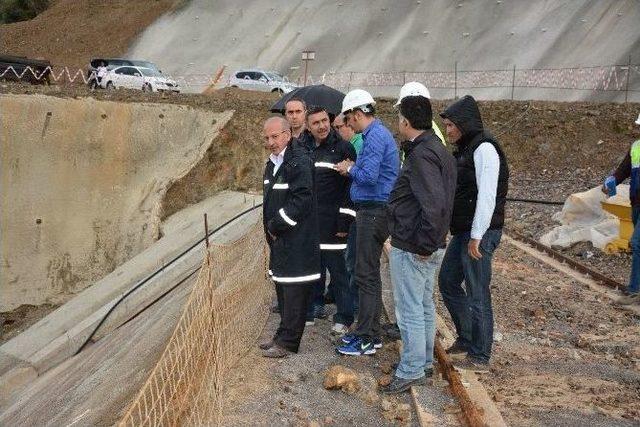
[401,129,436,157]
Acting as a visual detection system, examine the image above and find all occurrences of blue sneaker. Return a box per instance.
[341,333,358,344]
[336,336,376,356]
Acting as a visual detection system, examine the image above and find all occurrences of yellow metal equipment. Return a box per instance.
[601,200,633,253]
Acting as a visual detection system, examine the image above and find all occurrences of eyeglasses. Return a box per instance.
[263,130,287,142]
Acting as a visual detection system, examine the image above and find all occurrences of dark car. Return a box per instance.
[0,55,51,85]
[87,58,161,89]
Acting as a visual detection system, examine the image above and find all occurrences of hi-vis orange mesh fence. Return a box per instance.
[119,218,271,426]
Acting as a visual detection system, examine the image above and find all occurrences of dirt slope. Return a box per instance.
[0,0,181,70]
[1,81,637,288]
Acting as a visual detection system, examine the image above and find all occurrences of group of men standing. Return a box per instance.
[260,83,510,395]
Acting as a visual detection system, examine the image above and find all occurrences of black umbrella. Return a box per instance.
[270,84,345,117]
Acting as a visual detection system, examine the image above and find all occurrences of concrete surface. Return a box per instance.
[128,0,640,100]
[0,192,263,424]
[0,94,233,311]
[0,192,261,402]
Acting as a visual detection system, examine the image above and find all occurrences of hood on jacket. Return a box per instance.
[440,95,484,145]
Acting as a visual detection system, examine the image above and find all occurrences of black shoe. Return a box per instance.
[381,375,426,394]
[262,344,291,358]
[373,336,383,349]
[382,323,401,340]
[259,340,274,350]
[314,305,329,319]
[391,363,433,377]
[453,356,490,373]
[323,293,335,305]
[446,339,470,358]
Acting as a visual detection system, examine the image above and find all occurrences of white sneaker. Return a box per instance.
[331,323,349,336]
[305,319,315,326]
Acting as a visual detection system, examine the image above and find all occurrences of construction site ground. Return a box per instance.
[1,82,639,425]
[218,239,639,427]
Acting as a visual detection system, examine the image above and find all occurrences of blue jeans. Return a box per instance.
[390,246,444,380]
[344,221,359,313]
[438,230,502,363]
[630,206,640,293]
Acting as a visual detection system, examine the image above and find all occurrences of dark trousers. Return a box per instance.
[323,250,354,326]
[438,230,502,362]
[353,206,388,341]
[274,281,312,353]
[344,221,359,313]
[306,250,353,324]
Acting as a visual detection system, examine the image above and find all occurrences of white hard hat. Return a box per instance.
[342,89,376,114]
[635,113,640,125]
[395,81,431,106]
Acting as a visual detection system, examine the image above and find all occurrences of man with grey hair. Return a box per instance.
[260,116,321,358]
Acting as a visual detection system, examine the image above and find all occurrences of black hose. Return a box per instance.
[75,203,263,355]
[506,197,565,206]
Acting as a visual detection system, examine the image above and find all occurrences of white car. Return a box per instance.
[101,66,180,93]
[229,69,297,94]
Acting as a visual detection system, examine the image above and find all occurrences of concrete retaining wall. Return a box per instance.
[0,94,233,311]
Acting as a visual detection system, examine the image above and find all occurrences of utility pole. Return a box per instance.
[454,61,458,99]
[301,50,315,86]
[624,54,631,104]
[511,65,516,100]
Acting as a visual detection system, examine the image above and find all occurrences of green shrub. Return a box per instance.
[0,0,49,24]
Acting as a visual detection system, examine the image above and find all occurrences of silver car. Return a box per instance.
[229,69,297,94]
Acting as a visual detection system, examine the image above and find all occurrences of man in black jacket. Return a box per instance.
[303,106,357,335]
[261,117,321,358]
[382,96,456,394]
[438,95,509,372]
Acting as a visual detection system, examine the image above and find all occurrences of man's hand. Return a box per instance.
[468,239,482,260]
[334,159,354,176]
[335,232,348,238]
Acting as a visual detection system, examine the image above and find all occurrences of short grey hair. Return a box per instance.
[264,116,291,132]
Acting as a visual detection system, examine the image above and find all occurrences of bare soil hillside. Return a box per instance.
[0,0,181,70]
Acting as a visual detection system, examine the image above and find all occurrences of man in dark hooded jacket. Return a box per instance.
[438,95,509,372]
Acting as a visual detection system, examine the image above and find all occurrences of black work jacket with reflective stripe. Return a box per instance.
[263,141,321,283]
[296,129,356,248]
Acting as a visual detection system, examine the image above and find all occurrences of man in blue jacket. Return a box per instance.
[335,89,400,355]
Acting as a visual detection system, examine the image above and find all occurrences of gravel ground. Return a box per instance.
[221,305,465,427]
[436,241,640,426]
[507,172,633,286]
[220,309,420,427]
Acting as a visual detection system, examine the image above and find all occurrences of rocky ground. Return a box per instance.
[221,308,460,427]
[222,236,640,426]
[436,241,640,426]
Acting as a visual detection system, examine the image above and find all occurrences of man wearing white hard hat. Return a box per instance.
[603,112,640,304]
[395,82,446,144]
[335,89,400,355]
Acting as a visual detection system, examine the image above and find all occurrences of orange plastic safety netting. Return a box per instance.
[119,218,271,426]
